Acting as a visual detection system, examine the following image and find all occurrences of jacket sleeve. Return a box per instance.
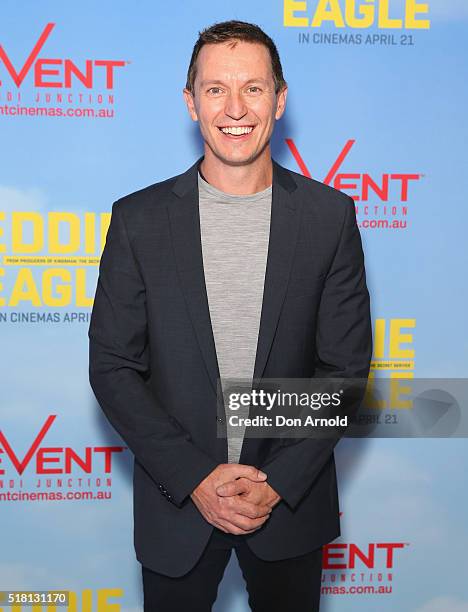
[88,200,218,508]
[260,196,372,510]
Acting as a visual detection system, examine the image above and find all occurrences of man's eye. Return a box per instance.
[208,87,223,95]
[247,86,261,93]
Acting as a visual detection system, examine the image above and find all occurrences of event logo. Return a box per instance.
[321,511,409,596]
[0,415,126,502]
[0,23,128,119]
[322,540,409,595]
[324,541,406,569]
[286,139,422,230]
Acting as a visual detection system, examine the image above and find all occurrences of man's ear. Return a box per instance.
[183,88,198,122]
[275,85,288,120]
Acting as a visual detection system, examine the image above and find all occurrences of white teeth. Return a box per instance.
[220,126,254,135]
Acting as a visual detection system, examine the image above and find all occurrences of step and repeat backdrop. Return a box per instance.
[1,1,467,611]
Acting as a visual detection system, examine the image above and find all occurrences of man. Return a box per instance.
[88,20,372,612]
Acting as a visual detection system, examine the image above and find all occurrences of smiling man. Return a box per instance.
[89,19,372,612]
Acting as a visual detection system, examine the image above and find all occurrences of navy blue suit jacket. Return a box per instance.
[88,155,372,576]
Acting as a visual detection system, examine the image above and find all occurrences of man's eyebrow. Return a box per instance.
[199,78,268,87]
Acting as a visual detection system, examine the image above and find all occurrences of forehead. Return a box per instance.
[195,40,273,84]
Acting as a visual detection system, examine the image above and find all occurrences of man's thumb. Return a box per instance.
[234,464,267,481]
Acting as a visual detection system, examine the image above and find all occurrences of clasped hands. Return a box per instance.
[191,464,281,535]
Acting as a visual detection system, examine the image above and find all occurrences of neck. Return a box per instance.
[199,148,273,195]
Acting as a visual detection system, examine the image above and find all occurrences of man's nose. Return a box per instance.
[224,92,248,120]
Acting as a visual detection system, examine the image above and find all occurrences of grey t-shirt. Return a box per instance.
[197,170,272,463]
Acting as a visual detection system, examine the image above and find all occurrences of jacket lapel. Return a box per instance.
[252,161,300,382]
[167,155,301,398]
[167,156,220,395]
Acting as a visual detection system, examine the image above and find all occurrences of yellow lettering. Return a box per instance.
[378,0,402,28]
[389,319,415,358]
[373,318,386,359]
[283,0,431,30]
[5,211,108,254]
[0,211,6,252]
[346,0,375,28]
[76,268,93,307]
[364,372,386,409]
[97,588,123,611]
[390,372,413,409]
[85,212,96,253]
[43,268,71,306]
[284,0,309,26]
[10,268,42,306]
[12,212,44,253]
[100,213,111,254]
[405,0,430,29]
[66,589,92,612]
[0,267,5,306]
[49,212,80,253]
[311,0,345,27]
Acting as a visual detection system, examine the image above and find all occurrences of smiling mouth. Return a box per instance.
[217,126,256,139]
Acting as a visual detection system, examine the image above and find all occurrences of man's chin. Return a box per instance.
[212,150,260,167]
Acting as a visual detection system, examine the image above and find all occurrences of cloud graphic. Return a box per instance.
[0,186,48,212]
[336,441,451,547]
[429,0,468,20]
[346,443,431,486]
[416,596,468,612]
[0,561,66,589]
[0,185,95,215]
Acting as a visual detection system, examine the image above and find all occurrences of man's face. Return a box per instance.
[183,40,287,166]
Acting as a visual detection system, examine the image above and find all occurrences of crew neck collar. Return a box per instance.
[197,170,272,201]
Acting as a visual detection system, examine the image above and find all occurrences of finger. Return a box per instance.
[231,498,272,519]
[197,508,229,533]
[215,516,261,535]
[241,474,269,483]
[229,513,270,532]
[219,503,270,530]
[214,516,249,535]
[216,480,248,497]
[225,464,267,482]
[217,502,268,532]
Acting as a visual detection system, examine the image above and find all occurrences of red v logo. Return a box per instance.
[0,22,55,87]
[0,415,56,474]
[286,138,356,185]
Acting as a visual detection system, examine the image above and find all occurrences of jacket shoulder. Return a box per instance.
[112,170,182,215]
[286,166,353,210]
